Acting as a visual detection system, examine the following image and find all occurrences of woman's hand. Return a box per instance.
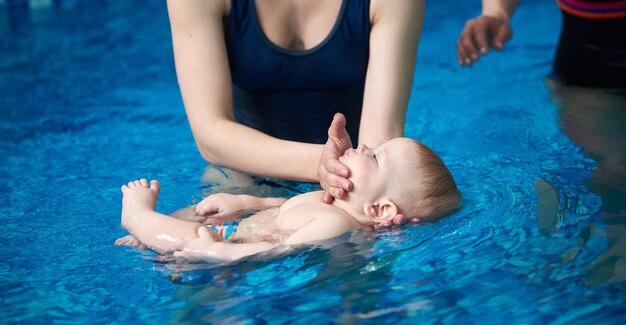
[317,113,353,204]
[456,15,512,67]
[195,193,246,224]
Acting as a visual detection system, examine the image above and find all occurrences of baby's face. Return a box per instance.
[339,138,415,202]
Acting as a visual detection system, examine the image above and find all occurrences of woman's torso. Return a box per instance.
[224,0,371,143]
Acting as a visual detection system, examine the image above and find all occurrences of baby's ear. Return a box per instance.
[374,199,399,222]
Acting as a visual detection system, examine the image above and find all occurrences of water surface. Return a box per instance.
[1,0,625,323]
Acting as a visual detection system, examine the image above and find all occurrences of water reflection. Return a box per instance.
[548,80,626,287]
[163,234,398,322]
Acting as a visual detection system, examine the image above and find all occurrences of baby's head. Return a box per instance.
[338,138,460,227]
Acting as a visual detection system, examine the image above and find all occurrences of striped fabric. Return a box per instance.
[557,0,626,19]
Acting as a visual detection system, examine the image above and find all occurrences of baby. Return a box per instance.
[116,138,460,261]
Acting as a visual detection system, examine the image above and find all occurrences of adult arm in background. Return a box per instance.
[456,0,519,67]
[320,0,426,203]
[167,0,324,184]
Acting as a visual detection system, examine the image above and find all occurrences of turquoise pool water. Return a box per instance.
[1,0,625,323]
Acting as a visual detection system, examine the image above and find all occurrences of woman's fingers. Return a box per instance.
[324,156,350,179]
[328,113,347,137]
[472,19,490,55]
[323,192,335,204]
[319,112,355,202]
[456,30,474,66]
[320,165,347,202]
[321,171,346,199]
[318,145,352,201]
[328,113,350,144]
[457,40,468,66]
[322,158,352,194]
[492,23,512,50]
[460,20,479,62]
[324,185,345,200]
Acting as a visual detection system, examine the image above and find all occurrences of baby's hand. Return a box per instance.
[195,193,245,224]
[173,227,218,260]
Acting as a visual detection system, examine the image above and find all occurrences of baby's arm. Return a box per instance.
[195,193,287,224]
[176,227,279,261]
[175,211,353,261]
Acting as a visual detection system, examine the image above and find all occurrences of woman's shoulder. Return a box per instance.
[167,0,228,19]
[223,0,231,17]
[369,0,423,24]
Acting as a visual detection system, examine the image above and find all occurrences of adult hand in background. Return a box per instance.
[456,15,512,67]
[317,113,353,204]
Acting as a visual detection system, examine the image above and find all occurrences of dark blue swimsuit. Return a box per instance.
[226,0,370,144]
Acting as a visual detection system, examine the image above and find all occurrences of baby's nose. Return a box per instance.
[356,144,371,153]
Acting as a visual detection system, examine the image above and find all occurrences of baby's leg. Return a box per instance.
[120,179,207,254]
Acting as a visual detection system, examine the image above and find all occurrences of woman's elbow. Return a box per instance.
[198,147,224,166]
[192,119,233,166]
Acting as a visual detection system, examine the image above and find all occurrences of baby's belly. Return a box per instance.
[231,208,290,244]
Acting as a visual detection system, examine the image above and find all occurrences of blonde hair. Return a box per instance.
[391,140,460,221]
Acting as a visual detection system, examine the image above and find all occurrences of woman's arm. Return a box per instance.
[319,1,425,202]
[167,0,321,182]
[483,0,519,21]
[358,0,425,147]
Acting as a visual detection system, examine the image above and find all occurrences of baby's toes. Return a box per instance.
[115,235,140,247]
[149,180,160,194]
[115,235,130,246]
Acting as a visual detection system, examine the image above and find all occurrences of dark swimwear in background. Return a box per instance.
[553,0,626,88]
[226,0,371,144]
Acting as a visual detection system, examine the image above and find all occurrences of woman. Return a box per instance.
[456,0,626,287]
[167,0,424,203]
[455,0,626,88]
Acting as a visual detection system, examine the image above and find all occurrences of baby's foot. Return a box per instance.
[121,178,160,228]
[114,234,147,250]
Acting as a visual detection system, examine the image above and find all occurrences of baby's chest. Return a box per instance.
[276,205,318,232]
[276,194,332,231]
